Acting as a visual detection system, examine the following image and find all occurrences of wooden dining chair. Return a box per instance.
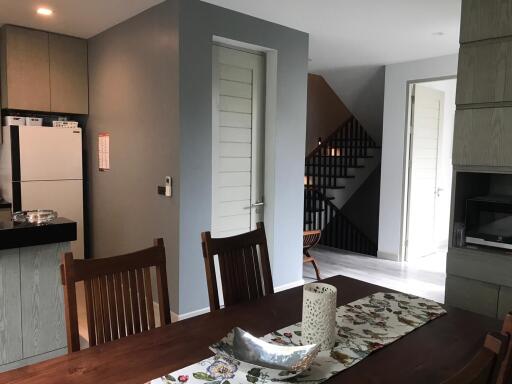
[201,222,273,311]
[442,332,509,384]
[303,230,322,280]
[60,238,171,352]
[497,312,512,384]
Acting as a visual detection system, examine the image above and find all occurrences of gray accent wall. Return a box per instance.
[178,0,309,314]
[86,0,308,316]
[87,0,180,311]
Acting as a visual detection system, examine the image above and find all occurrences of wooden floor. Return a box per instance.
[304,246,447,303]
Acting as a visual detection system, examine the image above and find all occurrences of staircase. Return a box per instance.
[304,116,380,256]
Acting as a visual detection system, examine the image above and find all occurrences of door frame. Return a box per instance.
[400,75,457,262]
[211,35,278,262]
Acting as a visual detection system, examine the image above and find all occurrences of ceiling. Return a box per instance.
[201,0,461,71]
[0,0,461,70]
[0,0,164,39]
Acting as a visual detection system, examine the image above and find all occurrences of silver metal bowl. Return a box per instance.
[210,327,320,378]
[13,210,58,224]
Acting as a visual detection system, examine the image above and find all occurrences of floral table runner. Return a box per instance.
[151,292,446,384]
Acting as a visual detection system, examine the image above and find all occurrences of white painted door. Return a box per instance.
[406,85,445,260]
[212,44,265,238]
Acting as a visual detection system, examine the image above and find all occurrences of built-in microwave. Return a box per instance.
[465,195,512,250]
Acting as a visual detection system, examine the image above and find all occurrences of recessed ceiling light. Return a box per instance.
[36,7,53,16]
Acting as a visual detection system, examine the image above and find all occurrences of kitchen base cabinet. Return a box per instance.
[0,240,73,373]
[20,243,68,359]
[498,285,512,319]
[0,249,22,366]
[445,275,500,318]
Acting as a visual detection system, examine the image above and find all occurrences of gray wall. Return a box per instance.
[319,65,385,145]
[378,54,458,261]
[87,0,180,310]
[179,0,309,314]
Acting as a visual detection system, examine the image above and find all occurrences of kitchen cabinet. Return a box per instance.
[457,40,512,105]
[460,0,512,43]
[0,248,22,366]
[445,275,500,318]
[0,25,88,114]
[20,243,67,359]
[49,34,88,114]
[0,25,51,111]
[453,108,512,167]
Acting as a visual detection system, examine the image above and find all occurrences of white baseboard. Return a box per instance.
[153,301,209,324]
[274,279,305,292]
[171,306,210,322]
[163,279,305,322]
[377,250,400,261]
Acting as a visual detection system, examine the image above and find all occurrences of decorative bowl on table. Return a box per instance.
[209,327,320,380]
[12,209,58,224]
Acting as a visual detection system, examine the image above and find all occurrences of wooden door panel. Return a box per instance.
[453,108,512,166]
[460,0,512,43]
[0,26,50,111]
[0,249,22,366]
[457,40,512,105]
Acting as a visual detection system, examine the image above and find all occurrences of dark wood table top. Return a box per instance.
[0,276,501,384]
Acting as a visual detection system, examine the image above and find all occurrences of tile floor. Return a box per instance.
[304,246,447,303]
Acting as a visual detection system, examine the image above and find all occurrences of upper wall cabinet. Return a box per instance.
[456,40,512,105]
[453,108,512,167]
[460,0,512,43]
[49,34,88,114]
[0,25,88,114]
[0,26,51,111]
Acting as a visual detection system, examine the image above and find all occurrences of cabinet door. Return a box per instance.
[0,249,22,365]
[49,34,88,114]
[456,40,512,105]
[20,243,67,358]
[0,25,50,111]
[453,108,512,167]
[445,275,499,318]
[498,286,512,319]
[461,0,512,43]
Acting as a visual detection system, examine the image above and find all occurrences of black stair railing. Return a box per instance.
[303,116,378,256]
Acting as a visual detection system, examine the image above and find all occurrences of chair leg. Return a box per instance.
[311,258,321,281]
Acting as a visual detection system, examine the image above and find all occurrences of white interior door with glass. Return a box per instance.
[405,84,445,260]
[211,44,265,238]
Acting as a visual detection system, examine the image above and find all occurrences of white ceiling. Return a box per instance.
[0,0,164,39]
[0,0,461,70]
[201,0,462,71]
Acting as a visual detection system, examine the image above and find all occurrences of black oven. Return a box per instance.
[465,195,512,250]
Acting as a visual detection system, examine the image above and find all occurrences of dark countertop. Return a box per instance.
[0,199,11,209]
[0,217,77,250]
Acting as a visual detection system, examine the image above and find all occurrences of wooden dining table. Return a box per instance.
[0,275,501,384]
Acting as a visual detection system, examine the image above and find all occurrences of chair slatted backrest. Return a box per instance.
[201,222,273,311]
[442,332,509,384]
[60,238,171,352]
[303,230,321,254]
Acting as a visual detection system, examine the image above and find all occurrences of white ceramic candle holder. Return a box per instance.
[301,283,337,350]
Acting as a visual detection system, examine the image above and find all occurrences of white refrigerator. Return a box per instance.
[0,125,84,259]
